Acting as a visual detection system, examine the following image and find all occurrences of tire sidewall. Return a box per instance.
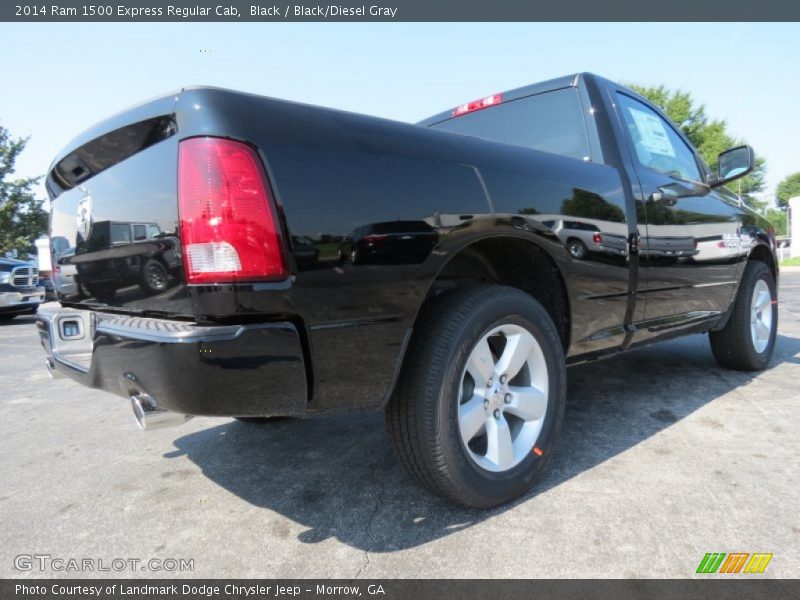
[740,262,778,368]
[432,292,566,507]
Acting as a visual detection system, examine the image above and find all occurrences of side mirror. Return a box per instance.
[711,145,754,187]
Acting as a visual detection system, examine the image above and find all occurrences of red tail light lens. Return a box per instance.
[452,93,503,117]
[178,137,286,284]
[592,233,603,244]
[363,234,388,243]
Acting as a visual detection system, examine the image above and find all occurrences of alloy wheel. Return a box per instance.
[750,278,773,353]
[458,323,549,472]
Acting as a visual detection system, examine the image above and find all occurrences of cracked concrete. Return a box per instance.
[0,274,798,578]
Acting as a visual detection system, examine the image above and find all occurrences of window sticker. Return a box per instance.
[629,107,676,157]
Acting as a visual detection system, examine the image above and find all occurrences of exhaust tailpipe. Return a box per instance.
[130,392,193,430]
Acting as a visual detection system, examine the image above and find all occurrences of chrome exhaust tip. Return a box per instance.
[130,392,193,430]
[44,356,64,379]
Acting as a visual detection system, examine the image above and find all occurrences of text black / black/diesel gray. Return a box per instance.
[37,73,778,507]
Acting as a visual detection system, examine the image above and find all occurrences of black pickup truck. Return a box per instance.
[37,73,777,508]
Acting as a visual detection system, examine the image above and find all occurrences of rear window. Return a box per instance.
[431,88,591,161]
[563,221,599,231]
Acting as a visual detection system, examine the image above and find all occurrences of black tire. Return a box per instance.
[567,238,588,260]
[140,259,170,294]
[235,417,288,424]
[709,260,777,371]
[386,285,566,508]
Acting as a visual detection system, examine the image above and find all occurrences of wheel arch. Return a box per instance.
[713,240,777,332]
[415,230,572,353]
[747,241,777,281]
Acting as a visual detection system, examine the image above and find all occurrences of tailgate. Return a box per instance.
[47,93,192,316]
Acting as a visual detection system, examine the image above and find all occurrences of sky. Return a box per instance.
[1,22,798,202]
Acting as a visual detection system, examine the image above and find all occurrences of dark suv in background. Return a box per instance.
[0,257,45,321]
[339,220,439,264]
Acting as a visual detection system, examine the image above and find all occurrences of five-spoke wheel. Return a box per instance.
[386,285,566,508]
[711,260,777,371]
[750,278,773,354]
[458,324,548,472]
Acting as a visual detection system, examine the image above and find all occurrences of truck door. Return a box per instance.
[613,92,742,339]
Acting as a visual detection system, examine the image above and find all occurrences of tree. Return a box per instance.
[765,208,788,237]
[628,84,767,210]
[776,172,800,208]
[0,125,47,257]
[561,189,625,222]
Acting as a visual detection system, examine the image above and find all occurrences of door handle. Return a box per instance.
[649,191,678,207]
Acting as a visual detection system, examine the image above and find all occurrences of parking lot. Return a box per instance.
[1,272,798,579]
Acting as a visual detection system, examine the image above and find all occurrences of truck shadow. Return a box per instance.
[168,332,799,553]
[0,314,37,326]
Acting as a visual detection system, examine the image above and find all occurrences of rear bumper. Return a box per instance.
[35,304,308,418]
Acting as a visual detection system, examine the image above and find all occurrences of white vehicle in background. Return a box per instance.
[53,247,81,297]
[542,218,628,259]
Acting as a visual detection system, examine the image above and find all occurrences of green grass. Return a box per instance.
[779,256,800,267]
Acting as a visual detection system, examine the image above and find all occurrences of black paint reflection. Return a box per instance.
[338,220,439,265]
[528,189,628,266]
[66,221,181,301]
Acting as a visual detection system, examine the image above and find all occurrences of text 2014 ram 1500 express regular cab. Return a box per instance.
[37,73,777,508]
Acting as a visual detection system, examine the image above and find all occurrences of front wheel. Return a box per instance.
[709,260,777,371]
[386,285,566,508]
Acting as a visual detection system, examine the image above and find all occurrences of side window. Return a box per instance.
[616,93,701,182]
[133,224,147,241]
[431,88,592,161]
[110,223,132,244]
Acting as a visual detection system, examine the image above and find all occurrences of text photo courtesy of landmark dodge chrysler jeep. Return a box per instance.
[37,73,777,508]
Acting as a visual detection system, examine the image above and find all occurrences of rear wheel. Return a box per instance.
[386,285,566,508]
[710,260,777,371]
[566,238,588,259]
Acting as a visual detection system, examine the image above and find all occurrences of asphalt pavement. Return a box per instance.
[1,272,798,578]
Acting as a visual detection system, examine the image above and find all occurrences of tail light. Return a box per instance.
[178,137,287,284]
[364,234,388,243]
[592,233,603,244]
[452,93,503,117]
